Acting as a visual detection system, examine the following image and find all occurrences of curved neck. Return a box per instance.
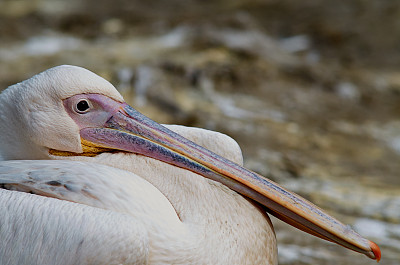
[59,152,277,264]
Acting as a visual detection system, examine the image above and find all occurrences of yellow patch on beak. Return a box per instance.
[49,138,114,157]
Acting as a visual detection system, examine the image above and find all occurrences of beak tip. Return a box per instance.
[368,240,381,262]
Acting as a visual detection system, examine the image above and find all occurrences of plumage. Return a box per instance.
[0,65,380,265]
[0,130,275,264]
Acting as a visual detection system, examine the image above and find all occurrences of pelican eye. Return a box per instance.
[75,99,91,114]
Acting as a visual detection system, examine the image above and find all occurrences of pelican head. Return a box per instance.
[0,65,381,261]
[0,65,123,160]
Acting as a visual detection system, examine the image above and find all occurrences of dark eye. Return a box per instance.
[75,99,91,113]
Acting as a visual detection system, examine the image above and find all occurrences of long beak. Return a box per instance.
[80,103,381,261]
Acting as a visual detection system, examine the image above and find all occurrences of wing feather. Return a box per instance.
[0,189,149,265]
[0,160,180,224]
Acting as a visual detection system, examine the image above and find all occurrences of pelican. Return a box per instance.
[0,65,380,265]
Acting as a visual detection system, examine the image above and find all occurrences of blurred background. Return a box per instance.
[0,0,399,264]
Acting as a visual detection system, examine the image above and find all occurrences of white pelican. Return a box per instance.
[0,65,381,265]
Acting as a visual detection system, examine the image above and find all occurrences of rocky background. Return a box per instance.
[0,0,399,264]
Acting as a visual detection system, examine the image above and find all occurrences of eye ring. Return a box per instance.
[74,99,91,114]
